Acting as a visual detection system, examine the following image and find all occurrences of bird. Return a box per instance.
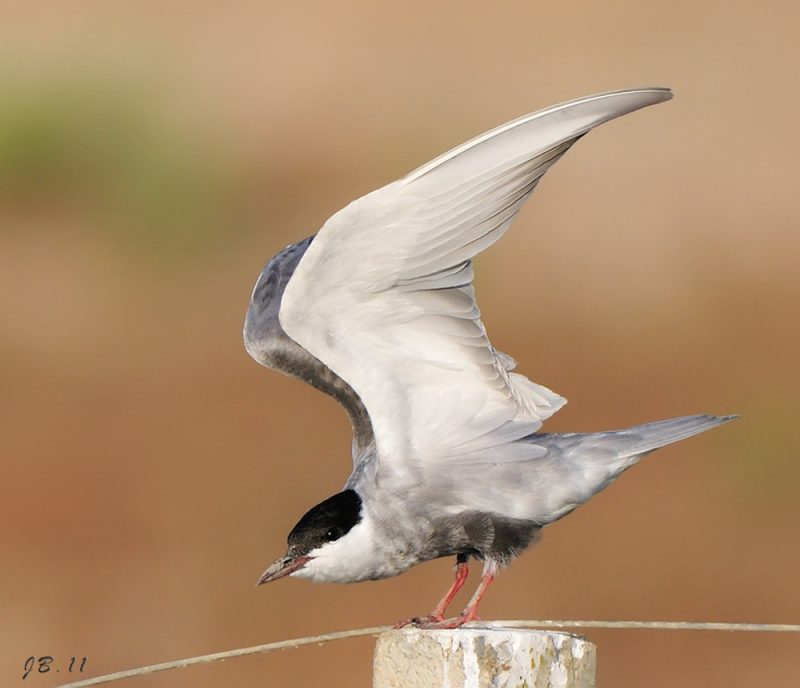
[243,87,736,629]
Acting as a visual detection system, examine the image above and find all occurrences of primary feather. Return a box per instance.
[278,88,672,474]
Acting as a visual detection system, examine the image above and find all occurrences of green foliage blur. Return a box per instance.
[0,77,241,259]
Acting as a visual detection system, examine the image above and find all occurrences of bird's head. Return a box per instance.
[256,489,363,585]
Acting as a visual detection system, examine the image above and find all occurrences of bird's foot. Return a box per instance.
[392,613,444,629]
[411,612,479,629]
[393,611,479,630]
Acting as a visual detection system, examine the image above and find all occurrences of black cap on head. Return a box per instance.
[287,490,363,556]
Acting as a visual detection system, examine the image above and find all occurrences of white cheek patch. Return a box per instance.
[286,517,392,584]
[290,565,317,580]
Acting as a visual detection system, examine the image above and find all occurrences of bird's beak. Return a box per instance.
[256,554,311,585]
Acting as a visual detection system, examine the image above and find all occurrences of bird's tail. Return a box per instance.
[608,414,738,460]
[539,414,738,517]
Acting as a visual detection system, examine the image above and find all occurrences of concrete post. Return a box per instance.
[373,626,596,688]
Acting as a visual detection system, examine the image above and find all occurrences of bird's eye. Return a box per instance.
[326,527,343,541]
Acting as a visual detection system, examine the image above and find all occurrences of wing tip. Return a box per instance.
[566,85,674,114]
[606,86,673,101]
[404,86,673,184]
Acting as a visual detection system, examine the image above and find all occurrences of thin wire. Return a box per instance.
[489,620,800,633]
[55,619,800,688]
[55,626,390,688]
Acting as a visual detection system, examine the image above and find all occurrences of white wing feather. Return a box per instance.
[280,88,672,470]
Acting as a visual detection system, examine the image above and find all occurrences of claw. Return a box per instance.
[392,614,444,629]
[409,612,480,629]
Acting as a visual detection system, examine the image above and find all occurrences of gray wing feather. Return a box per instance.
[404,414,735,527]
[243,236,375,461]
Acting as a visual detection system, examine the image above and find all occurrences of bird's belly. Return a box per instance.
[425,511,542,564]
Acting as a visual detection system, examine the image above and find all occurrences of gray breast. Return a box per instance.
[243,235,375,459]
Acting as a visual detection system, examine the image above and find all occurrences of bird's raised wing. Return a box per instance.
[279,88,672,471]
[243,235,376,460]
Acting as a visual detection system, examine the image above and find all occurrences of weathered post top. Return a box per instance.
[373,626,596,688]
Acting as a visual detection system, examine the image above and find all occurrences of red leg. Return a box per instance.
[393,554,469,628]
[415,559,498,629]
[429,556,469,620]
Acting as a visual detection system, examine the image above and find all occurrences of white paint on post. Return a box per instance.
[373,627,596,688]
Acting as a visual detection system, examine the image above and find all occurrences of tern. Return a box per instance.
[244,88,735,628]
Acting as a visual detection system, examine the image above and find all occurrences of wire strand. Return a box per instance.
[55,619,800,688]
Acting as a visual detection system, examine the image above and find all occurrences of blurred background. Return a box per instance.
[2,2,798,686]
